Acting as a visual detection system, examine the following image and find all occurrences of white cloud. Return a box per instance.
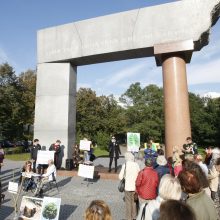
[192,38,220,62]
[187,58,220,85]
[203,92,220,98]
[104,61,147,87]
[0,48,9,63]
[0,47,24,74]
[77,83,92,90]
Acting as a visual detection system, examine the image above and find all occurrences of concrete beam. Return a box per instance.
[38,0,220,65]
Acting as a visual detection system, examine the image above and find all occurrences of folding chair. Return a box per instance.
[48,172,59,192]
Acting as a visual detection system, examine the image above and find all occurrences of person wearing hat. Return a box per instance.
[136,158,159,207]
[108,136,121,173]
[155,155,170,181]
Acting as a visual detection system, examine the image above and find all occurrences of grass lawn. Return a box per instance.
[5,148,109,161]
[5,153,30,161]
[94,147,109,157]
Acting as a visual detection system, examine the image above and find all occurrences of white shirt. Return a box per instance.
[136,196,163,220]
[198,161,208,176]
[119,161,140,191]
[42,164,56,181]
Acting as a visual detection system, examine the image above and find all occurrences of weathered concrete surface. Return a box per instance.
[38,0,220,65]
[34,63,76,166]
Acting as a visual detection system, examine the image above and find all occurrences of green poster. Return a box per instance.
[127,132,140,152]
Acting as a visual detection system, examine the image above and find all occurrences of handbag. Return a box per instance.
[118,163,126,192]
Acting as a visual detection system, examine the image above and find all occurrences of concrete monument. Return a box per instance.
[35,0,220,165]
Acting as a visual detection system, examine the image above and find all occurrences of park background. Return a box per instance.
[0,0,220,158]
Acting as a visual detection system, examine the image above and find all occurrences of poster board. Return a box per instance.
[8,181,18,194]
[127,132,140,152]
[78,164,94,179]
[19,196,43,220]
[79,140,91,151]
[41,197,61,220]
[37,150,55,164]
[18,196,61,220]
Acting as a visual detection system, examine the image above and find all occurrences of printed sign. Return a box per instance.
[18,196,61,220]
[79,140,91,151]
[37,150,55,165]
[78,164,94,179]
[8,181,18,194]
[127,132,140,152]
[19,196,43,220]
[41,197,61,220]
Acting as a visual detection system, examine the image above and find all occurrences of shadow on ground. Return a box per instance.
[57,177,72,187]
[59,204,77,219]
[0,205,14,219]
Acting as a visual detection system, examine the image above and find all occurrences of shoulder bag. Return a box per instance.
[118,163,126,192]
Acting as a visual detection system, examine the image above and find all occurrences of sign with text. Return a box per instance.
[79,140,91,151]
[78,164,94,179]
[37,150,55,165]
[8,181,18,194]
[127,132,140,152]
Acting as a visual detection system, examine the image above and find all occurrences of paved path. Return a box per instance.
[0,152,133,220]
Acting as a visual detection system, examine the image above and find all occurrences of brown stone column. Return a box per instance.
[161,53,191,157]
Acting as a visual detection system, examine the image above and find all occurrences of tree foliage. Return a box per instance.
[0,63,36,140]
[120,83,164,143]
[0,62,219,147]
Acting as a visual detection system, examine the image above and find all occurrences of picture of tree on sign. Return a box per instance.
[127,132,140,152]
[40,197,61,220]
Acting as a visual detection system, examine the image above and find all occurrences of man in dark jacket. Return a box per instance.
[30,139,41,173]
[49,140,62,169]
[108,136,121,173]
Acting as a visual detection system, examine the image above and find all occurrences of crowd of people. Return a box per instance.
[117,137,220,220]
[1,135,220,220]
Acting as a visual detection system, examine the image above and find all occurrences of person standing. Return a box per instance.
[49,140,62,169]
[136,158,159,207]
[119,152,140,220]
[108,136,121,173]
[183,137,198,157]
[30,139,41,173]
[0,144,4,173]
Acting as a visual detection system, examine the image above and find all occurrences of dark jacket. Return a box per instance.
[30,144,41,160]
[155,165,170,180]
[108,141,121,159]
[49,144,61,155]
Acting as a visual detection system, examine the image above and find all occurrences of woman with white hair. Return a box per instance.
[136,174,182,220]
[119,152,140,220]
[34,159,56,197]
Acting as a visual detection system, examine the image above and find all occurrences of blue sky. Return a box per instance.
[0,0,220,98]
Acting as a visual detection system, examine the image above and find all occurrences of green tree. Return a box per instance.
[0,63,23,139]
[18,70,36,139]
[120,83,164,143]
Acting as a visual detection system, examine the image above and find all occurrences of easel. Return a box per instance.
[81,177,93,187]
[8,170,24,220]
[78,162,94,187]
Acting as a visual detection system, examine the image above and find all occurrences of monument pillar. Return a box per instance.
[34,63,77,168]
[154,41,193,157]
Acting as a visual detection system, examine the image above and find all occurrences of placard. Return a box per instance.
[18,196,61,220]
[41,197,61,220]
[78,164,94,179]
[37,150,55,164]
[79,140,91,151]
[19,196,43,220]
[8,181,18,194]
[127,132,140,152]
